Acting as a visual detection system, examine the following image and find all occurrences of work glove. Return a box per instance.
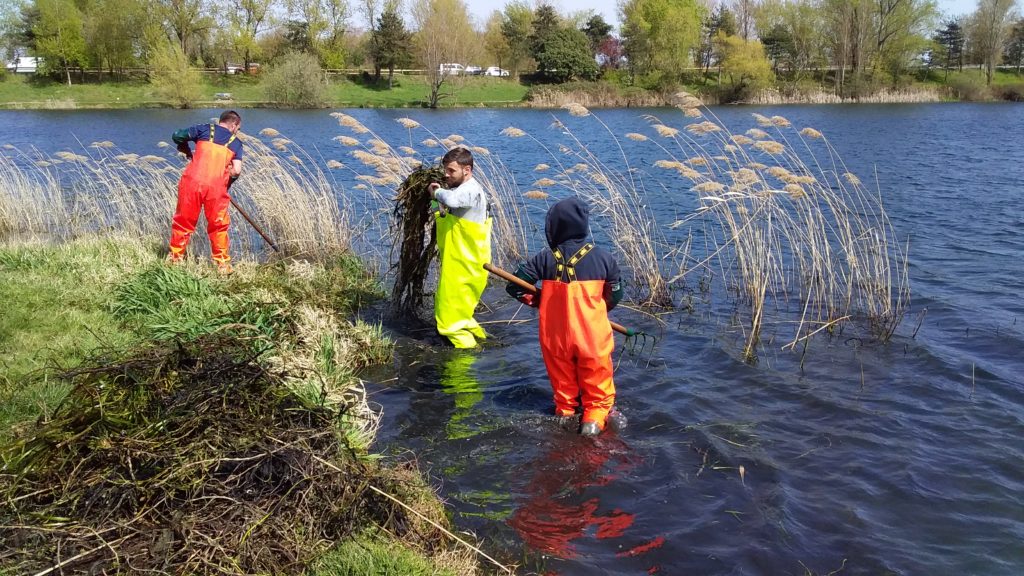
[517,291,539,308]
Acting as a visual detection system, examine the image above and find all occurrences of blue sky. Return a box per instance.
[461,0,983,29]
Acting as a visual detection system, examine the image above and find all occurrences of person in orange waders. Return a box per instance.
[505,197,625,436]
[428,147,492,349]
[167,110,244,275]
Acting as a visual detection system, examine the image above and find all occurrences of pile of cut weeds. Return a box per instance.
[0,335,446,574]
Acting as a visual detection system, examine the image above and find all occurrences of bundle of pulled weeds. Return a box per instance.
[391,166,444,318]
[0,336,451,574]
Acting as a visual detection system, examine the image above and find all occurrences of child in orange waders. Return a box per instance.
[167,110,243,274]
[506,197,625,436]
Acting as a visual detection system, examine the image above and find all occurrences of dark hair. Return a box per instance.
[441,147,473,169]
[219,110,241,125]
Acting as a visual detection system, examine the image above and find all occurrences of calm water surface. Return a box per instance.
[2,104,1022,575]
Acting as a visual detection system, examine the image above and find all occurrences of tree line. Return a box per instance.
[0,0,1022,100]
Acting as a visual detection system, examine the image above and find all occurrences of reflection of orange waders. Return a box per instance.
[538,243,615,429]
[169,125,236,263]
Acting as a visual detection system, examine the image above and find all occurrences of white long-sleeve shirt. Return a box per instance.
[435,176,488,224]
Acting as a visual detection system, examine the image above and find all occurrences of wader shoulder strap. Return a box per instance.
[552,243,594,282]
[210,123,237,147]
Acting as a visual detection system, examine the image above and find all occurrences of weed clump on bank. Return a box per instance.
[0,335,453,574]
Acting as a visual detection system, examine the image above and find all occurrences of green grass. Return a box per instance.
[0,72,529,108]
[310,532,463,576]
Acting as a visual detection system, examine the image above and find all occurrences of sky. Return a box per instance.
[461,0,983,29]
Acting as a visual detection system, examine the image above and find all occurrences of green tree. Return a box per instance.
[621,0,705,80]
[227,0,276,71]
[370,1,410,87]
[755,0,827,81]
[529,2,560,62]
[581,13,611,54]
[86,0,151,76]
[716,33,774,99]
[483,10,509,69]
[933,19,965,78]
[500,0,532,77]
[286,0,349,68]
[33,0,86,85]
[149,41,203,107]
[263,49,327,106]
[699,5,736,76]
[155,0,213,60]
[535,26,597,81]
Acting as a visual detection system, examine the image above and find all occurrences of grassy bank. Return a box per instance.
[0,235,479,575]
[0,73,529,109]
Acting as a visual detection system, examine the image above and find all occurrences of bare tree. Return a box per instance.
[970,0,1019,84]
[411,0,474,108]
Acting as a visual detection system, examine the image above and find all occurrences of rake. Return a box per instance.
[484,263,657,357]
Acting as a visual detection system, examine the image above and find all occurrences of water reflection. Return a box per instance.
[508,433,639,564]
[438,350,484,440]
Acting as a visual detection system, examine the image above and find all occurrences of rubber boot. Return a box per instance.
[606,409,627,431]
[580,421,601,437]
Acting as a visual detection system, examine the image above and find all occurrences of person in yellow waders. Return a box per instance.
[504,197,625,436]
[167,110,243,275]
[428,147,492,349]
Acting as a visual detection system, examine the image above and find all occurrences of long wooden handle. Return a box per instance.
[483,263,633,336]
[230,197,280,252]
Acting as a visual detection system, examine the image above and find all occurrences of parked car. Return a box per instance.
[464,65,482,75]
[439,63,464,75]
[6,56,41,73]
[484,66,509,77]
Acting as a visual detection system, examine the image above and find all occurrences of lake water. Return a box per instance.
[2,103,1022,575]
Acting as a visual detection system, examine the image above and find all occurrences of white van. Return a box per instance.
[438,63,464,76]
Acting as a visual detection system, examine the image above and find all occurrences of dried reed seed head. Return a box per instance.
[731,168,759,185]
[747,162,767,170]
[590,173,610,185]
[333,135,360,147]
[422,138,440,147]
[534,163,550,171]
[686,157,709,166]
[115,153,139,162]
[367,138,389,149]
[655,160,685,169]
[533,178,556,187]
[677,166,703,180]
[794,175,816,184]
[731,134,754,145]
[653,124,679,137]
[771,115,791,127]
[157,141,169,148]
[625,132,648,141]
[3,144,14,149]
[326,160,344,169]
[55,151,87,162]
[550,119,566,130]
[353,183,367,190]
[564,103,591,117]
[140,155,165,162]
[843,172,861,186]
[785,184,807,199]
[686,121,722,135]
[683,107,703,118]
[289,155,303,164]
[396,118,420,129]
[440,138,456,148]
[736,205,749,216]
[692,181,726,193]
[524,190,549,199]
[573,163,589,171]
[470,146,490,156]
[260,128,281,137]
[273,142,288,151]
[501,127,526,138]
[35,160,52,167]
[800,127,823,139]
[90,140,115,148]
[446,134,465,143]
[399,146,417,155]
[766,166,790,178]
[753,140,785,155]
[752,113,772,127]
[746,128,770,139]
